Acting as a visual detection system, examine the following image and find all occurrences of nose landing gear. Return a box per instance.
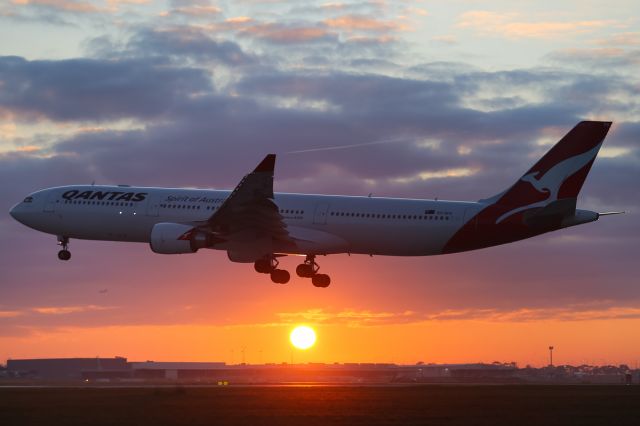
[296,255,331,288]
[57,236,71,261]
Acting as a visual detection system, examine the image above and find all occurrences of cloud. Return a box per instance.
[595,32,640,47]
[0,55,213,122]
[31,305,116,315]
[0,12,638,339]
[0,310,23,318]
[239,23,336,44]
[431,35,457,45]
[123,27,256,65]
[547,47,640,69]
[275,308,419,326]
[160,4,220,18]
[325,14,405,32]
[272,303,640,327]
[11,0,101,14]
[457,11,614,39]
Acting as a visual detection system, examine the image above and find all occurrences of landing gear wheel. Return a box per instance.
[296,263,314,278]
[58,250,71,261]
[270,269,290,284]
[297,255,320,278]
[256,255,290,284]
[298,255,331,287]
[312,274,330,288]
[254,258,272,274]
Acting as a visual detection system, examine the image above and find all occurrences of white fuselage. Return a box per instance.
[11,185,482,257]
[7,122,612,286]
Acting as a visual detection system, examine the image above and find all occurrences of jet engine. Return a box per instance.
[149,223,212,254]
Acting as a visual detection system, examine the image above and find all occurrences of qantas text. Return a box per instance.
[62,190,148,202]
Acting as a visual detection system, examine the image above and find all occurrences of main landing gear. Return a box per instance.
[296,255,331,288]
[253,254,331,287]
[57,236,71,261]
[254,255,290,284]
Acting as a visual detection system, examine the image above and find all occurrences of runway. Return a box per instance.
[1,384,639,425]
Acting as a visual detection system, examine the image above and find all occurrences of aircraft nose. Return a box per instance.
[9,204,21,221]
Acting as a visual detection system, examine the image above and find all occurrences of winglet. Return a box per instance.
[254,154,276,173]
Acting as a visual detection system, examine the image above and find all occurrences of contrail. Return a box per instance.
[285,136,414,154]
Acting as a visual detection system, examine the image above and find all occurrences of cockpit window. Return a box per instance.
[23,196,33,203]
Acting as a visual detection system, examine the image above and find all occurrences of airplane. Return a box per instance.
[10,121,621,288]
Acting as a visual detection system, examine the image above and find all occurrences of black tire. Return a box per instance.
[254,259,271,274]
[279,269,290,284]
[58,250,71,261]
[296,264,313,278]
[312,274,330,288]
[270,269,290,284]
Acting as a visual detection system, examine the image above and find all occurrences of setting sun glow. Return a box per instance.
[290,325,316,350]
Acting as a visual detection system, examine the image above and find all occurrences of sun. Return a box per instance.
[290,325,316,350]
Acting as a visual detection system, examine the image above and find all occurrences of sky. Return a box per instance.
[0,0,639,367]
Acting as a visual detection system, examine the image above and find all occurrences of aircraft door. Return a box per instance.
[43,191,58,213]
[313,203,329,225]
[146,195,160,217]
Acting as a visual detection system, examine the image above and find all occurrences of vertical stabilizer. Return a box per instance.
[480,121,611,219]
[444,121,611,254]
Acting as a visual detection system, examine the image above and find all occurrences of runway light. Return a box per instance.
[290,325,316,350]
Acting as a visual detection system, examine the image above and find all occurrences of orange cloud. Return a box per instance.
[13,145,41,153]
[226,16,252,24]
[161,4,221,18]
[457,11,614,39]
[320,2,347,11]
[345,35,396,44]
[276,308,418,326]
[596,32,640,46]
[241,24,332,43]
[32,305,116,315]
[555,47,627,59]
[273,304,640,327]
[325,15,405,32]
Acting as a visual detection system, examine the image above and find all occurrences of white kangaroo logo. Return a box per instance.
[495,142,602,224]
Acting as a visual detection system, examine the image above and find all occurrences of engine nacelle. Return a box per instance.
[149,222,212,254]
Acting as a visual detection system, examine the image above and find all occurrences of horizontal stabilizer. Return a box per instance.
[523,198,576,228]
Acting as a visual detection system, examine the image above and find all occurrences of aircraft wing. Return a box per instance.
[204,154,291,245]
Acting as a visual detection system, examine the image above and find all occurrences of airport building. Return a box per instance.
[3,357,635,384]
[7,357,129,380]
[5,357,519,383]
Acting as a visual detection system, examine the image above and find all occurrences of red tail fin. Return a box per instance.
[443,121,611,254]
[482,121,611,208]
